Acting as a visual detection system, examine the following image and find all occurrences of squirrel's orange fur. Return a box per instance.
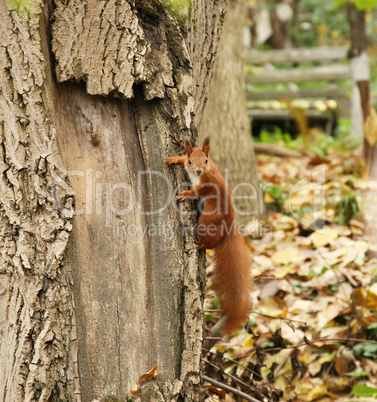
[166,137,253,335]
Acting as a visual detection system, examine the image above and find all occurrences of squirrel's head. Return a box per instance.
[184,136,211,177]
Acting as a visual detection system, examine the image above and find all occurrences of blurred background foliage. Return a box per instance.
[247,0,377,48]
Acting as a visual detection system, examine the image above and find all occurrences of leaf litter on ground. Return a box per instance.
[203,149,377,401]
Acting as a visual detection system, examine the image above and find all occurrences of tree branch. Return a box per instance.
[203,375,263,402]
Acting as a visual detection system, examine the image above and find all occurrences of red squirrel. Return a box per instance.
[166,136,253,335]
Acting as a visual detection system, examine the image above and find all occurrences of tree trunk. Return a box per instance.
[346,3,377,248]
[0,0,227,400]
[346,3,377,177]
[199,0,261,227]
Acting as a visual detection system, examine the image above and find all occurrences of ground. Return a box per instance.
[203,140,377,401]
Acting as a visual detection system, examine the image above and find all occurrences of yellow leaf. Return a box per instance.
[274,375,289,392]
[139,365,159,383]
[364,107,377,146]
[312,229,338,248]
[243,334,256,348]
[317,303,344,328]
[318,352,335,366]
[307,384,335,401]
[369,282,377,297]
[308,358,322,376]
[264,193,274,203]
[271,215,298,231]
[129,382,139,397]
[352,288,377,309]
[273,264,295,279]
[367,292,377,309]
[271,248,299,265]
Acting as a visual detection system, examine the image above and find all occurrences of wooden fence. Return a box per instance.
[245,46,351,135]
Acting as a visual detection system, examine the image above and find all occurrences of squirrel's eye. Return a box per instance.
[205,159,208,163]
[189,160,192,164]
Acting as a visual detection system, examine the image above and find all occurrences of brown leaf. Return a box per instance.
[271,328,287,348]
[352,288,377,309]
[139,365,159,383]
[291,354,305,380]
[207,384,226,399]
[334,355,349,376]
[129,382,139,397]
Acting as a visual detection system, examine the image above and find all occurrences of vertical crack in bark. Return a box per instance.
[114,284,122,390]
[130,95,154,370]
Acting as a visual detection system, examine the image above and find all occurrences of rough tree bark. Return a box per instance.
[199,0,261,227]
[0,0,227,400]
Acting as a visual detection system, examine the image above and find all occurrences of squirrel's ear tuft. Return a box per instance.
[184,137,193,156]
[202,136,211,156]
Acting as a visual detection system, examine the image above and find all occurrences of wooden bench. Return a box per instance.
[245,46,351,136]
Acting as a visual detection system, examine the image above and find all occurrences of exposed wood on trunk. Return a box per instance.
[54,84,206,401]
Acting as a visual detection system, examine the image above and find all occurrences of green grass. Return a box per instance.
[254,117,362,153]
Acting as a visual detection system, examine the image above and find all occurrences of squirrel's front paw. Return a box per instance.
[176,192,189,202]
[165,157,177,165]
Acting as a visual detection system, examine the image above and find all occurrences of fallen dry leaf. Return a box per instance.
[139,365,159,383]
[129,382,139,397]
[271,247,299,264]
[207,384,226,399]
[334,355,349,376]
[203,150,377,402]
[312,229,339,248]
[352,288,377,309]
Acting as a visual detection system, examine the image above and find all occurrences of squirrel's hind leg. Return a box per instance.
[196,214,225,249]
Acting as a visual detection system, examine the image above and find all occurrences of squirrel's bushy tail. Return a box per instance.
[214,234,253,335]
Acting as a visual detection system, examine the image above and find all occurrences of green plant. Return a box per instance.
[336,194,360,225]
[334,0,377,10]
[162,0,190,25]
[260,341,275,349]
[258,127,294,146]
[352,384,377,398]
[346,369,369,378]
[104,396,122,402]
[292,0,349,47]
[365,323,377,340]
[353,342,377,359]
[263,183,288,212]
[292,281,310,295]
